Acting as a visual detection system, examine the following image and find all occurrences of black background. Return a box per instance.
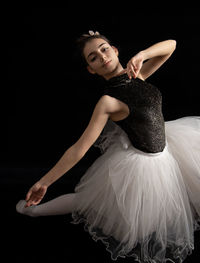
[3,7,200,262]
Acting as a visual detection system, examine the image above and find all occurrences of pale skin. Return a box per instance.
[24,38,176,207]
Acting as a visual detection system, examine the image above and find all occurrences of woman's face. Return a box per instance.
[83,38,121,79]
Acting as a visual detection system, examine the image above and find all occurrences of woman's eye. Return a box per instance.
[91,57,96,62]
[102,47,109,52]
[90,47,109,62]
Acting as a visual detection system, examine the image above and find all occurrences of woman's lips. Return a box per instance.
[103,60,112,67]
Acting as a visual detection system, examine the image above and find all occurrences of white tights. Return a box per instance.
[16,193,78,217]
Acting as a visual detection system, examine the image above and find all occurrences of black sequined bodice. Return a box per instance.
[103,73,166,153]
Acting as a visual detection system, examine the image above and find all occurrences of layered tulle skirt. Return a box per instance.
[71,116,200,262]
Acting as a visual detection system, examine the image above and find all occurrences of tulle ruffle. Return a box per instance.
[71,117,200,262]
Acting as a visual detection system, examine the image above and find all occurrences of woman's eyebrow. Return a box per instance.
[87,43,107,59]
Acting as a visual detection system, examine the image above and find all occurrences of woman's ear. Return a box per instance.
[112,46,119,56]
[87,65,96,75]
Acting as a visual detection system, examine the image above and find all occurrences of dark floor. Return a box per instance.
[1,166,200,263]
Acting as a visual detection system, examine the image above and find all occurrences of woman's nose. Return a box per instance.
[100,53,106,61]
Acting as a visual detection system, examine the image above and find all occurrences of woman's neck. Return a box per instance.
[103,64,126,80]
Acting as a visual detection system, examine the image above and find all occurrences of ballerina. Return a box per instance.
[16,31,200,262]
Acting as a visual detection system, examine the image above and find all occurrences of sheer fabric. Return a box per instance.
[71,117,200,262]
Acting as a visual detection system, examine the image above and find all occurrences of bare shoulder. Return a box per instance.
[97,95,128,114]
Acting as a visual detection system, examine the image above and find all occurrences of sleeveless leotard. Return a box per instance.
[103,73,166,153]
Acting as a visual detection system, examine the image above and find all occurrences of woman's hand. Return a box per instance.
[25,181,48,207]
[126,52,144,79]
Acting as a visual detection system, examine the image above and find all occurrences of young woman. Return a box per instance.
[16,31,200,262]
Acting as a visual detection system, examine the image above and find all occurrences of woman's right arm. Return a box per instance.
[25,95,123,207]
[25,144,84,207]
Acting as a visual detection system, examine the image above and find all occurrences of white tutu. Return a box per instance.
[71,117,200,262]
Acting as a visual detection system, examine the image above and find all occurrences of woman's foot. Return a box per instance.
[16,200,38,217]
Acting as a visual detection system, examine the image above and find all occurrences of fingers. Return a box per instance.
[25,190,32,202]
[127,54,144,79]
[25,189,35,207]
[25,190,42,207]
[127,61,137,79]
[25,191,42,207]
[25,197,41,207]
[24,182,47,207]
[25,200,32,208]
[25,199,40,208]
[127,64,137,79]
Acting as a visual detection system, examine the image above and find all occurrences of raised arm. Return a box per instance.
[127,39,177,80]
[25,95,123,207]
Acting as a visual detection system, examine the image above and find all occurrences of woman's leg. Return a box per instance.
[16,193,78,217]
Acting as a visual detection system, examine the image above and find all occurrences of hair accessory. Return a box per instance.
[89,30,100,36]
[82,30,100,37]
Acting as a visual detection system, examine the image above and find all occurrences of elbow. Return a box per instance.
[72,142,87,160]
[76,147,86,160]
[172,39,177,49]
[67,144,85,162]
[165,39,176,56]
[170,39,177,51]
[78,149,87,159]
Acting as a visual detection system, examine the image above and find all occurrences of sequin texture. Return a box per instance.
[103,74,166,153]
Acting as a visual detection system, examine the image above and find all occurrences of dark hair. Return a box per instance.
[76,32,112,66]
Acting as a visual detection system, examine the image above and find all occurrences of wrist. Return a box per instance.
[139,50,148,61]
[38,177,51,188]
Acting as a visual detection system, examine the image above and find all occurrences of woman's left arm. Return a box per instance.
[127,40,176,80]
